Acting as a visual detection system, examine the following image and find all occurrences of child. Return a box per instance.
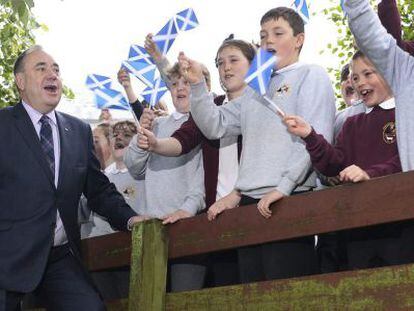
[344,0,414,172]
[179,7,336,282]
[124,64,206,292]
[284,50,404,269]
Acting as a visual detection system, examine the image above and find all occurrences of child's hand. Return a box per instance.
[283,115,312,138]
[339,164,370,183]
[177,52,204,85]
[117,68,131,89]
[257,190,284,219]
[139,108,155,130]
[144,33,163,64]
[207,190,241,221]
[137,128,157,151]
[161,209,192,225]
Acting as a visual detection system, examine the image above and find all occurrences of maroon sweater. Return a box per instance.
[303,106,401,178]
[378,0,414,56]
[171,95,242,208]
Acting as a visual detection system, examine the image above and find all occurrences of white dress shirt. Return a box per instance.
[22,101,67,246]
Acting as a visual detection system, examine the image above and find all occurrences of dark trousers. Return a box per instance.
[1,244,105,311]
[237,195,317,283]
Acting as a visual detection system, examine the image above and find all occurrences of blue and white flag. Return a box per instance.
[245,48,276,96]
[141,77,168,107]
[294,0,310,24]
[94,87,130,111]
[128,45,154,66]
[122,60,156,88]
[153,18,178,55]
[175,8,199,32]
[85,74,112,90]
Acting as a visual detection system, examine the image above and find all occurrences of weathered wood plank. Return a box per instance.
[165,263,414,310]
[128,219,168,311]
[81,172,414,269]
[81,231,131,271]
[167,171,414,258]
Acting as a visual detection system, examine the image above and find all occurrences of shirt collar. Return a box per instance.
[275,61,304,75]
[22,100,57,127]
[365,97,395,114]
[172,111,188,120]
[105,162,129,174]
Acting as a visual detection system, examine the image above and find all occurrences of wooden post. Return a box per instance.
[128,220,168,311]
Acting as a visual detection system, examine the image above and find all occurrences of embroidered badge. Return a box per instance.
[275,84,291,97]
[123,186,135,199]
[383,121,396,144]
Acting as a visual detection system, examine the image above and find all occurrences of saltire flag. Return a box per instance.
[244,48,285,117]
[94,87,130,111]
[152,18,178,55]
[128,45,154,66]
[175,8,199,32]
[122,60,156,88]
[245,48,276,96]
[294,0,310,24]
[85,74,112,90]
[141,77,168,107]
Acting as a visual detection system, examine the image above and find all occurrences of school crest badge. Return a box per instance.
[383,121,396,144]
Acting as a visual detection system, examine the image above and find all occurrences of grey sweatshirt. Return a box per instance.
[190,63,336,198]
[345,0,414,171]
[124,114,205,218]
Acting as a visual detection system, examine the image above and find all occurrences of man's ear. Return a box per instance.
[15,73,25,92]
[295,33,305,50]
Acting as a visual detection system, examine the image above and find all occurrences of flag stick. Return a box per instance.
[263,95,285,118]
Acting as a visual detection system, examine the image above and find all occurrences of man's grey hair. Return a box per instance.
[13,45,44,75]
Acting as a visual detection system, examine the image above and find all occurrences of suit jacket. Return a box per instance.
[0,102,137,292]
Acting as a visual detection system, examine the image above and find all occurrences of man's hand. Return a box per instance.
[128,215,150,229]
[283,115,312,138]
[207,190,241,221]
[139,108,155,130]
[137,128,158,151]
[144,33,163,64]
[161,209,192,225]
[177,52,204,85]
[257,190,285,219]
[339,164,370,183]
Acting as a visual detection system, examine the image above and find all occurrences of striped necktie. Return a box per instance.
[39,115,55,178]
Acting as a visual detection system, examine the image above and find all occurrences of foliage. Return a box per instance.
[0,0,74,108]
[321,0,414,110]
[0,0,37,108]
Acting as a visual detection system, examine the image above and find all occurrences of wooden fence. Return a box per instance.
[33,171,414,310]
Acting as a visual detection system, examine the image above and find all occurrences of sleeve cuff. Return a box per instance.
[276,177,297,196]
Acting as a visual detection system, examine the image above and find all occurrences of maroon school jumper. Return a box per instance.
[303,105,401,178]
[171,95,242,208]
[378,0,414,56]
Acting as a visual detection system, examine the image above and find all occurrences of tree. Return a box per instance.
[321,0,414,110]
[0,0,74,108]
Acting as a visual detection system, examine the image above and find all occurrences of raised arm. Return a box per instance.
[178,52,242,139]
[378,0,414,55]
[345,0,414,94]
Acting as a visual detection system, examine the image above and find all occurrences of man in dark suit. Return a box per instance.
[0,45,143,311]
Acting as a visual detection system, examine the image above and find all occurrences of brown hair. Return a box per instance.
[260,7,304,36]
[215,39,256,67]
[111,120,137,137]
[167,62,211,91]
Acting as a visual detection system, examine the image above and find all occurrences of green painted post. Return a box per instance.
[128,220,168,311]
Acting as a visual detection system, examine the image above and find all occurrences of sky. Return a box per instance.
[32,0,341,120]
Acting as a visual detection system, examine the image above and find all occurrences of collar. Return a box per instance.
[275,61,304,75]
[172,111,188,120]
[22,100,57,127]
[104,162,129,174]
[365,97,395,114]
